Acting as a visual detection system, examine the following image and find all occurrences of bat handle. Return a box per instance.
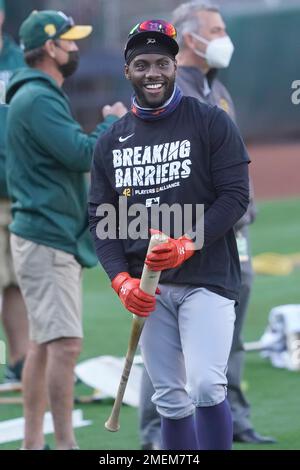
[140,231,169,295]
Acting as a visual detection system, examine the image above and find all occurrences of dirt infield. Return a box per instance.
[247,142,300,200]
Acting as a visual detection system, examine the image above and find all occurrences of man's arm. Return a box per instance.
[200,107,250,248]
[203,162,249,247]
[234,178,257,230]
[88,140,158,317]
[89,102,128,142]
[145,108,250,272]
[29,95,124,172]
[88,139,129,279]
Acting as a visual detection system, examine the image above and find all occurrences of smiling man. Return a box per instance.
[139,1,274,449]
[129,53,175,108]
[125,23,178,109]
[89,20,250,450]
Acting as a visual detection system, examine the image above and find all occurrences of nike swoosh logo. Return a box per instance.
[119,133,134,142]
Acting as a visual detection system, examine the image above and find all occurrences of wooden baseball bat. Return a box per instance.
[105,231,168,432]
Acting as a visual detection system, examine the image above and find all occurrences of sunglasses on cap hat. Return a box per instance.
[49,14,75,38]
[20,10,92,52]
[128,20,177,40]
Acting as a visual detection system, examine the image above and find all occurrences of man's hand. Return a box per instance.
[102,101,127,119]
[145,229,195,271]
[112,272,159,317]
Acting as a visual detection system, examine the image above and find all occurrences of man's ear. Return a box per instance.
[184,32,196,50]
[174,59,177,72]
[124,63,130,80]
[44,39,56,59]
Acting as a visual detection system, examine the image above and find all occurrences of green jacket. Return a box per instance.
[6,68,117,267]
[0,35,25,86]
[0,35,25,198]
[0,104,8,198]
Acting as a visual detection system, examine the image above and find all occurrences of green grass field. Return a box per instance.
[0,197,299,450]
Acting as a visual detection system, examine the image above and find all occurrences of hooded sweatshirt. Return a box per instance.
[6,68,117,267]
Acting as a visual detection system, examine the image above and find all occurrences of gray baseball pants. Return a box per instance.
[140,285,235,419]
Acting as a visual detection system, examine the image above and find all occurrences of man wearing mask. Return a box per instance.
[0,0,29,385]
[138,1,275,448]
[5,10,126,449]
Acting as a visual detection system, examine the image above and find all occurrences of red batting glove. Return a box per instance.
[145,229,195,271]
[111,272,159,317]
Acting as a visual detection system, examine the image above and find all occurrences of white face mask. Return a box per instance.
[191,33,234,69]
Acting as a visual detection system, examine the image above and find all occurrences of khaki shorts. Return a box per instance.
[10,233,83,344]
[0,200,18,291]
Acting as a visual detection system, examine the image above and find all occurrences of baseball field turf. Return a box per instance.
[0,196,299,450]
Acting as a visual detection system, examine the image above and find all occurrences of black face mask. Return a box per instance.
[57,50,80,78]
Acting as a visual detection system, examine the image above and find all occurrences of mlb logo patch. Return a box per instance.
[146,197,160,207]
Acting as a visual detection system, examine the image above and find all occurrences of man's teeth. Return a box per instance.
[145,84,163,89]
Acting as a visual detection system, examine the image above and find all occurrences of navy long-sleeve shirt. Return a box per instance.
[89,96,250,301]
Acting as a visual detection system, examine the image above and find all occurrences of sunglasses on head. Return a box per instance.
[50,15,75,39]
[128,20,177,39]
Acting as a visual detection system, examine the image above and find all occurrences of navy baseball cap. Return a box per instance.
[20,10,92,52]
[125,19,179,64]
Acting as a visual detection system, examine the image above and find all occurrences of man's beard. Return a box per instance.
[133,77,175,108]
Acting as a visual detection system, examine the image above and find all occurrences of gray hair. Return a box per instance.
[172,1,220,48]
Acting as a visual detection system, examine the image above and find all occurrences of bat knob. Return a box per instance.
[105,419,120,432]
